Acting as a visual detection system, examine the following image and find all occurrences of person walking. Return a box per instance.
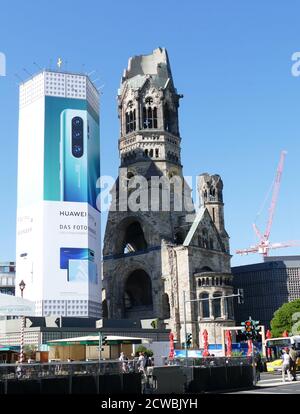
[281,349,292,382]
[254,352,263,382]
[289,345,298,381]
[119,352,128,373]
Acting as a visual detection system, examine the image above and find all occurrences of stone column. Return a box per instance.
[209,295,213,319]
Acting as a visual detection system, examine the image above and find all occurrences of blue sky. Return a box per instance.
[0,0,299,266]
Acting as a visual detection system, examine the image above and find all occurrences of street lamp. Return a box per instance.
[19,280,25,298]
[19,280,26,364]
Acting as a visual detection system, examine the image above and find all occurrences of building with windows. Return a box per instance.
[103,48,235,347]
[0,262,15,296]
[0,317,169,350]
[232,256,300,329]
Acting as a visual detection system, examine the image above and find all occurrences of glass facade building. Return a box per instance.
[232,256,300,329]
[0,262,15,295]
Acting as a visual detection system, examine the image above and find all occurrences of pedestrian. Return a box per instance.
[289,345,298,382]
[254,352,263,382]
[281,349,292,382]
[119,352,128,373]
[138,352,146,375]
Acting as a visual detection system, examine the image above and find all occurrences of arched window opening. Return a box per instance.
[227,297,234,319]
[198,279,201,287]
[124,270,153,315]
[209,187,216,200]
[162,293,170,319]
[126,109,136,133]
[144,149,149,157]
[164,104,170,132]
[149,149,153,157]
[201,266,213,272]
[200,293,210,318]
[143,99,158,129]
[155,148,159,158]
[213,292,222,318]
[123,221,147,254]
[175,231,184,245]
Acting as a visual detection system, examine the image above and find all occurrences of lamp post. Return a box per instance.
[19,280,26,364]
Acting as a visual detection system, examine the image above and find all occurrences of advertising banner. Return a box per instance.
[16,90,101,317]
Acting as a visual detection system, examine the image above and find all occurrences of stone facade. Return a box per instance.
[102,48,235,346]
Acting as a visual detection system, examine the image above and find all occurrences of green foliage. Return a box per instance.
[23,344,37,355]
[135,345,153,358]
[231,351,244,357]
[270,299,300,338]
[150,319,158,329]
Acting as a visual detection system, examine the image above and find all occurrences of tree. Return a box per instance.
[270,299,300,338]
[135,345,153,358]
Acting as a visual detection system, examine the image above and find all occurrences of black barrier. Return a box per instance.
[72,375,98,394]
[40,377,69,394]
[207,367,227,391]
[121,373,142,394]
[0,366,252,394]
[99,374,122,394]
[187,367,210,392]
[186,365,253,393]
[6,379,41,394]
[226,365,241,389]
[0,373,142,394]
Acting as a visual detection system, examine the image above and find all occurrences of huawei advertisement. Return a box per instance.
[16,73,101,318]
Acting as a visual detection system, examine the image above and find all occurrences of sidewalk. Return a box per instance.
[256,375,299,388]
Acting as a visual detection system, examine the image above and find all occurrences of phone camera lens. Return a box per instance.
[73,144,82,155]
[72,116,83,157]
[74,130,81,138]
[72,117,82,127]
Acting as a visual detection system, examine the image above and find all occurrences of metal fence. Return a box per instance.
[165,356,253,368]
[0,360,140,381]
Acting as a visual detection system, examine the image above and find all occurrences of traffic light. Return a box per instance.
[251,320,260,341]
[238,288,244,304]
[241,317,260,340]
[100,335,108,352]
[186,333,192,348]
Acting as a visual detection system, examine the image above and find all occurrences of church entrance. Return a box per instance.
[124,269,153,318]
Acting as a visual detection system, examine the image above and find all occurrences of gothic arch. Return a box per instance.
[109,217,149,255]
[162,293,171,319]
[124,269,153,317]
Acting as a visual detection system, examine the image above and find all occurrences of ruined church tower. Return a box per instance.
[103,48,235,347]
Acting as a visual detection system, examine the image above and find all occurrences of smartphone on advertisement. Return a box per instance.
[60,109,88,203]
[60,247,95,282]
[68,259,98,283]
[87,112,100,210]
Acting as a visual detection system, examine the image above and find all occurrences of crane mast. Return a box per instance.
[236,150,300,257]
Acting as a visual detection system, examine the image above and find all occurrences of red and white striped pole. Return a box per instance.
[19,280,26,364]
[19,315,25,364]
